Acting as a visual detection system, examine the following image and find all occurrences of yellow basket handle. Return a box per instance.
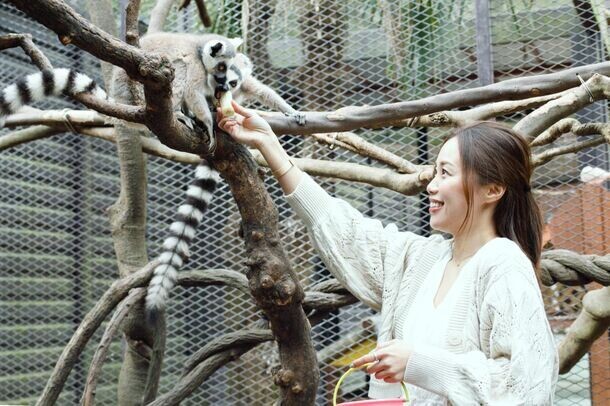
[332,363,409,406]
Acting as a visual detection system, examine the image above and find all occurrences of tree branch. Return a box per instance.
[0,33,147,124]
[81,288,146,406]
[0,125,63,150]
[148,0,176,34]
[0,33,52,69]
[36,262,157,406]
[263,62,610,135]
[515,73,610,139]
[539,250,610,286]
[558,287,610,374]
[6,0,212,154]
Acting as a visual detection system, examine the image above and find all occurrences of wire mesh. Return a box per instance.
[0,0,608,405]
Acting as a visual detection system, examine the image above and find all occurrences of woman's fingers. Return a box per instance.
[351,351,380,368]
[231,100,253,117]
[366,361,387,375]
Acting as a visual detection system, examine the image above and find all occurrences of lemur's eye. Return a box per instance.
[217,63,226,72]
[229,80,238,88]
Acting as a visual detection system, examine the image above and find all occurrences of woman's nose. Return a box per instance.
[426,177,438,195]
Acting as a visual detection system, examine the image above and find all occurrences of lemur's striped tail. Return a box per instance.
[145,162,220,319]
[0,68,107,126]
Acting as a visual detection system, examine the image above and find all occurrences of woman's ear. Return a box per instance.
[485,183,505,204]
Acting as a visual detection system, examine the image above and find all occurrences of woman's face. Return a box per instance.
[426,138,483,236]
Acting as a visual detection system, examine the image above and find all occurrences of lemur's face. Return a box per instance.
[200,38,243,98]
[224,53,252,92]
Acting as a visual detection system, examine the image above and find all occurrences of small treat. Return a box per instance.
[219,91,235,117]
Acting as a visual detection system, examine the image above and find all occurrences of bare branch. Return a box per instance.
[193,0,212,27]
[532,135,607,167]
[263,62,610,135]
[558,287,610,374]
[85,0,118,87]
[125,0,142,46]
[149,347,260,406]
[178,0,212,27]
[540,250,610,286]
[81,288,146,406]
[3,109,109,128]
[531,119,610,147]
[0,33,52,69]
[148,0,176,34]
[515,73,610,139]
[0,125,63,151]
[181,328,273,378]
[36,262,156,406]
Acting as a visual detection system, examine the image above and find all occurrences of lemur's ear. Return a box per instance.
[229,38,243,50]
[210,42,224,57]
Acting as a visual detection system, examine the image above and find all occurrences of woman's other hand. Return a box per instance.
[351,339,412,383]
[217,100,275,149]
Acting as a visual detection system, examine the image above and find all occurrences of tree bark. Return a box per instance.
[210,134,319,405]
[107,121,156,406]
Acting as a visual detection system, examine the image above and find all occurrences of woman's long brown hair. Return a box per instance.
[448,122,543,272]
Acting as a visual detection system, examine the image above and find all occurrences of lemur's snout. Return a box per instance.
[214,84,230,99]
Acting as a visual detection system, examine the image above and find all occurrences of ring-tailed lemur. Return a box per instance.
[0,68,107,127]
[111,32,243,152]
[144,51,303,319]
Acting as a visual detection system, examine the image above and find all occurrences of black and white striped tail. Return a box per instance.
[0,68,107,126]
[145,162,220,320]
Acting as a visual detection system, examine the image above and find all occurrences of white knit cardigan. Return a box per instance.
[285,174,558,405]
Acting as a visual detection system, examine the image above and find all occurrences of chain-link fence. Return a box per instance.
[1,0,609,404]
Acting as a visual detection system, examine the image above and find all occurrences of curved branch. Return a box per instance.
[36,262,156,406]
[0,125,63,150]
[515,73,610,139]
[558,287,610,374]
[180,328,273,378]
[532,135,607,167]
[148,347,260,406]
[531,119,610,147]
[0,33,52,69]
[81,288,146,406]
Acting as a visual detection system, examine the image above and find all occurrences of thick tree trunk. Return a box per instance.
[107,123,156,406]
[211,135,319,405]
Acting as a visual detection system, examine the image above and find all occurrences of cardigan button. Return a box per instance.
[448,336,462,346]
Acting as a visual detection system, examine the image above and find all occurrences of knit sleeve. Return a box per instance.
[285,173,427,310]
[404,269,559,405]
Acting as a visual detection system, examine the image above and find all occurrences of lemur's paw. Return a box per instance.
[176,111,196,130]
[285,112,306,126]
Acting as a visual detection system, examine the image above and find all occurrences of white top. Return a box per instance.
[285,174,558,405]
[401,253,454,405]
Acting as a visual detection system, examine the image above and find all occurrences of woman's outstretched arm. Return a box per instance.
[218,101,302,194]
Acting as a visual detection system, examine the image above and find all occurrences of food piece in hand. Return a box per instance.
[219,91,235,117]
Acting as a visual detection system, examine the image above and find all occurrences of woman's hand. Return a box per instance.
[351,339,412,383]
[217,100,276,149]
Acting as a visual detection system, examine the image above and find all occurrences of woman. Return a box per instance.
[218,102,559,405]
